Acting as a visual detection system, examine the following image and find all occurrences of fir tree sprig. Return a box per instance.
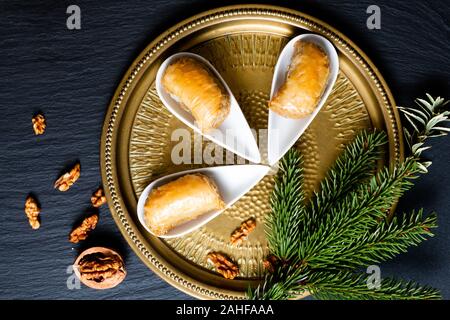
[248,264,307,300]
[306,270,441,300]
[250,146,438,300]
[267,149,306,261]
[309,209,437,270]
[249,95,447,300]
[399,94,449,172]
[307,130,387,225]
[299,157,422,269]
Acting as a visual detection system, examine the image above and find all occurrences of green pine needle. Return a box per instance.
[306,270,441,300]
[307,130,387,225]
[266,148,306,261]
[249,95,447,300]
[399,94,449,172]
[248,265,307,300]
[306,209,437,270]
[299,157,422,268]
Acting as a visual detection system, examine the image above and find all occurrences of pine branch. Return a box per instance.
[266,149,306,261]
[308,130,387,225]
[399,94,449,172]
[249,94,447,300]
[298,157,421,268]
[306,270,441,300]
[297,131,387,255]
[250,208,438,300]
[248,265,307,300]
[249,141,440,300]
[306,209,437,270]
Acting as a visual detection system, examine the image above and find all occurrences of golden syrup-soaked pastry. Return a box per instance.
[269,41,330,119]
[144,174,225,236]
[162,57,230,131]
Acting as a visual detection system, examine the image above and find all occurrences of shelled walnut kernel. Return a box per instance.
[230,218,256,246]
[32,113,46,135]
[91,187,107,208]
[207,252,239,280]
[69,213,98,243]
[24,195,40,229]
[54,163,80,191]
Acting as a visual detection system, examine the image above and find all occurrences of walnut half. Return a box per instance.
[230,218,256,246]
[207,252,239,280]
[91,187,107,208]
[69,213,98,243]
[54,163,80,192]
[24,195,40,229]
[32,113,46,135]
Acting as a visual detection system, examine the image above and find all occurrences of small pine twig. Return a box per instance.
[266,149,306,262]
[297,131,387,253]
[307,209,437,270]
[249,94,446,300]
[308,130,387,225]
[298,149,420,267]
[398,94,449,172]
[248,265,308,300]
[306,270,441,300]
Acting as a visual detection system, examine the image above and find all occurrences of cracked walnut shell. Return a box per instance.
[32,113,46,135]
[24,195,40,229]
[54,163,80,191]
[74,247,126,290]
[91,187,107,208]
[207,252,239,280]
[69,213,98,243]
[230,218,256,246]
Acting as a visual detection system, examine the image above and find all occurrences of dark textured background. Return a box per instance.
[0,0,448,300]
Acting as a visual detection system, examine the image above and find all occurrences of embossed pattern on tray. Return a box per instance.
[129,34,370,278]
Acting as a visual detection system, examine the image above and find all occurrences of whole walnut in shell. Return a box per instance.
[73,247,126,290]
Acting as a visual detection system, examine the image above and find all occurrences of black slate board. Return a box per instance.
[0,0,448,299]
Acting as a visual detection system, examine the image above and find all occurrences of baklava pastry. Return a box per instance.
[162,57,230,132]
[144,173,225,236]
[269,41,330,119]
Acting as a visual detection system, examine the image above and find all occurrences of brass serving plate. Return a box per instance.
[101,5,404,299]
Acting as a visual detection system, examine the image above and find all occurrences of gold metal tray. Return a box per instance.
[101,5,404,299]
